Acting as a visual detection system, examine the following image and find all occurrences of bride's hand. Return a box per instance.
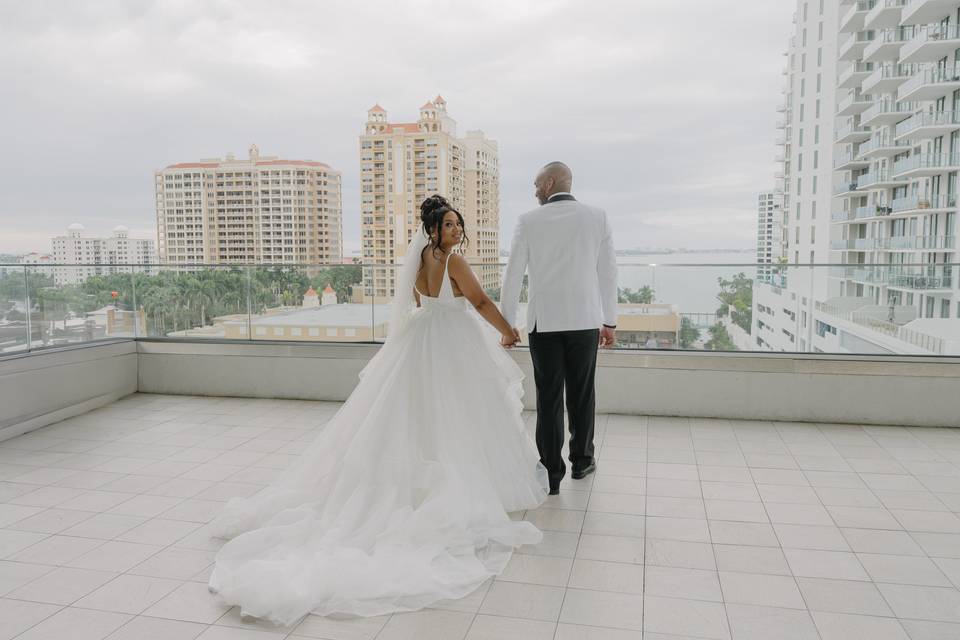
[500,328,519,349]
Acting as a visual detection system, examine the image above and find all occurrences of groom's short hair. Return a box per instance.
[540,161,573,190]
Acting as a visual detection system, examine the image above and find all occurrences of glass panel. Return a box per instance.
[23,263,138,349]
[0,265,30,354]
[2,261,958,357]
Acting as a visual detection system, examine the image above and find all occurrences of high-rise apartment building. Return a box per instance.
[50,224,156,286]
[359,97,500,301]
[756,0,960,355]
[155,145,342,267]
[754,0,841,353]
[756,190,786,283]
[818,0,960,354]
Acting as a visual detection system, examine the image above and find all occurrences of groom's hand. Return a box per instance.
[500,328,521,349]
[599,326,616,348]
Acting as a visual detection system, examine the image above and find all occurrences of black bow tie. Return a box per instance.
[548,194,576,202]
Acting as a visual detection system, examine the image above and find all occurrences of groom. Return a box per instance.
[501,162,618,495]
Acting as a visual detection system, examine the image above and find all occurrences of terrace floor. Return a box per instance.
[0,393,959,639]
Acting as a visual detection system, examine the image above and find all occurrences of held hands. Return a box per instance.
[599,326,616,348]
[500,327,521,349]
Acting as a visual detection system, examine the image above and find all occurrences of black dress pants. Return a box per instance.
[528,327,599,487]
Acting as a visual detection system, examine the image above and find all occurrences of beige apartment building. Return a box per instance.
[155,145,342,268]
[360,97,500,301]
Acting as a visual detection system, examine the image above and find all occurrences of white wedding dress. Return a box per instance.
[207,248,549,626]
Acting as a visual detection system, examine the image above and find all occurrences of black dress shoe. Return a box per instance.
[572,462,596,480]
[548,484,560,495]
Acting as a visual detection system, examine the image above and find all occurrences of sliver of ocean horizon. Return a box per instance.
[616,252,756,318]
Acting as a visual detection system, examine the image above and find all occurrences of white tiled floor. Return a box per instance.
[0,393,959,639]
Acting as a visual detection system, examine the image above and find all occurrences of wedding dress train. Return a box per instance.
[207,252,548,625]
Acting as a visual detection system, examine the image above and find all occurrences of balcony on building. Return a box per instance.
[892,192,958,214]
[875,234,957,250]
[892,152,960,178]
[815,296,956,354]
[838,29,877,60]
[894,109,960,140]
[857,168,908,190]
[834,148,872,171]
[900,0,957,26]
[833,177,862,197]
[861,98,917,127]
[861,62,914,93]
[863,26,912,61]
[839,61,875,89]
[831,207,855,223]
[854,202,892,220]
[837,91,874,117]
[5,233,960,640]
[841,0,875,33]
[900,22,960,64]
[831,264,954,292]
[865,0,910,29]
[858,131,910,159]
[834,119,872,143]
[897,62,960,102]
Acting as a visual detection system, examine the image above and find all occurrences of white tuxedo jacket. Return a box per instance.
[501,196,618,333]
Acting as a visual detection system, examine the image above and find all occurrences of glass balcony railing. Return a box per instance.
[862,98,917,123]
[879,235,956,250]
[839,30,877,59]
[895,110,960,138]
[834,121,871,143]
[839,62,875,87]
[837,92,874,115]
[831,264,954,290]
[898,63,960,98]
[893,152,960,175]
[891,192,957,212]
[857,169,906,188]
[3,261,959,357]
[857,132,909,157]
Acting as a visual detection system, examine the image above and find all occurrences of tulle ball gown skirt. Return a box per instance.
[206,298,549,626]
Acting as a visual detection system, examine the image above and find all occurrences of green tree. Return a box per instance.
[715,273,753,333]
[310,265,362,303]
[485,275,529,305]
[679,316,701,349]
[618,286,655,304]
[704,322,737,351]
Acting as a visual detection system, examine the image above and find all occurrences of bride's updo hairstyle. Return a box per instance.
[420,194,469,258]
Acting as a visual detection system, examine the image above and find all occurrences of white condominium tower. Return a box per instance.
[756,190,786,284]
[754,0,841,353]
[155,145,342,267]
[50,224,156,286]
[822,0,960,354]
[359,97,500,302]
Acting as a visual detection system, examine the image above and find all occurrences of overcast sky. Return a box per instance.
[1,0,795,256]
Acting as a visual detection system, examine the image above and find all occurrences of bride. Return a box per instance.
[206,195,549,625]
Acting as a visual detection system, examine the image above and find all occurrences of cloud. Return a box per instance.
[0,0,794,255]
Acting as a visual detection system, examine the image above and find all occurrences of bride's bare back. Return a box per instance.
[415,247,464,298]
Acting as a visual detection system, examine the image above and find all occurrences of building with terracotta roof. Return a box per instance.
[360,98,500,301]
[154,144,342,267]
